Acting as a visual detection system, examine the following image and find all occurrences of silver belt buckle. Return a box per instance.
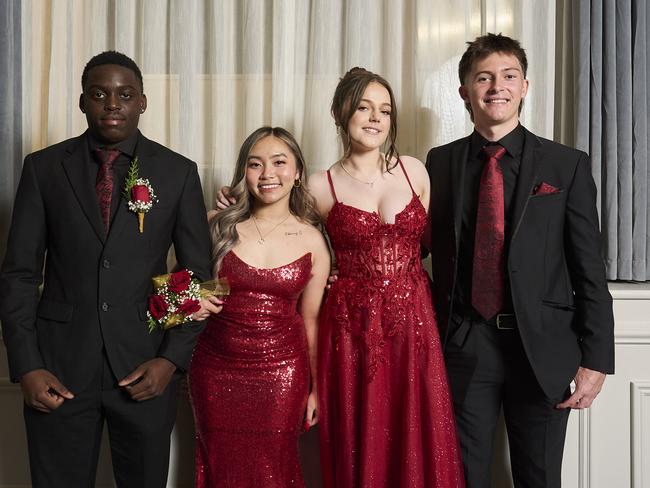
[496,314,516,330]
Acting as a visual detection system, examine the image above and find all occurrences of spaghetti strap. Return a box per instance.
[326,169,339,203]
[398,159,417,196]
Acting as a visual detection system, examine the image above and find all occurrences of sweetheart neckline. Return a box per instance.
[326,194,424,226]
[227,251,312,271]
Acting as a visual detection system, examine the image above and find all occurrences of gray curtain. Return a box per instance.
[0,1,21,264]
[572,0,650,280]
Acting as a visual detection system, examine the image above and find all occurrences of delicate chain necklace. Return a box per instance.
[339,156,385,189]
[251,213,292,244]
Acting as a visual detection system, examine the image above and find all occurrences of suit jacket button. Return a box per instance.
[103,259,111,269]
[101,302,109,312]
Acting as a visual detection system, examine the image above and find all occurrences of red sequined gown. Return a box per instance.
[318,162,465,488]
[189,251,312,488]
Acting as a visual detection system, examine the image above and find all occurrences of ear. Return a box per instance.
[521,79,529,99]
[458,85,469,102]
[139,94,147,114]
[79,94,85,113]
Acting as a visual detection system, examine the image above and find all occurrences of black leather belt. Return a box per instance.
[487,313,517,330]
[452,309,517,330]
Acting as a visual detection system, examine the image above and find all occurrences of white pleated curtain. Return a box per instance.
[20,0,556,207]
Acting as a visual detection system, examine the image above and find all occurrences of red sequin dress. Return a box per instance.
[318,162,465,488]
[189,251,312,488]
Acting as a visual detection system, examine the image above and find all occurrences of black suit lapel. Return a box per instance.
[106,134,157,241]
[451,138,470,253]
[510,128,543,244]
[61,137,106,242]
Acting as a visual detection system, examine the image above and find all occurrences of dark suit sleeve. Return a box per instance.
[564,152,615,374]
[156,161,211,371]
[0,155,48,381]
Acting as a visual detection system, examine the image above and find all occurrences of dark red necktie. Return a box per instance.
[472,144,507,320]
[94,148,120,234]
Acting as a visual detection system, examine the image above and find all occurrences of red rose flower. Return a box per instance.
[148,294,169,320]
[177,299,201,317]
[132,184,151,203]
[168,269,192,293]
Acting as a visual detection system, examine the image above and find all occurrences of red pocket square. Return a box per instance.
[533,182,560,195]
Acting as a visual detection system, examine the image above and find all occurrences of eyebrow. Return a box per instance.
[86,83,139,91]
[248,152,288,160]
[475,67,522,76]
[359,98,392,107]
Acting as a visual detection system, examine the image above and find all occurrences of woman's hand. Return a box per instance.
[304,390,319,431]
[192,296,224,320]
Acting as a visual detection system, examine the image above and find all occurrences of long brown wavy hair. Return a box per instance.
[330,67,399,171]
[209,127,320,274]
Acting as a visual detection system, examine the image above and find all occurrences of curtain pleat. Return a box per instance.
[0,0,21,264]
[573,0,650,280]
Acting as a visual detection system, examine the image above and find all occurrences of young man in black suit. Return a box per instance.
[0,51,215,487]
[425,34,615,487]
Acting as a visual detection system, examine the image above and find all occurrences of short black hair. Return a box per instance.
[81,51,144,92]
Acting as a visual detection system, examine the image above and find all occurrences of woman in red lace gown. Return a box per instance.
[308,68,465,487]
[189,127,330,487]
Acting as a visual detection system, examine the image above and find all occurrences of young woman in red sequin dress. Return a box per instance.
[215,70,464,487]
[308,68,465,488]
[189,127,330,487]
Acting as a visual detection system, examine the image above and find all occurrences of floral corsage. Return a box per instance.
[147,269,230,332]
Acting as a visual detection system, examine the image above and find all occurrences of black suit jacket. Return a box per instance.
[426,126,615,398]
[0,131,212,391]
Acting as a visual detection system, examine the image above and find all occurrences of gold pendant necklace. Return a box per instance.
[339,156,384,188]
[251,213,292,244]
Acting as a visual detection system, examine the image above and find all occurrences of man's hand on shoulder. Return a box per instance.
[118,357,177,402]
[215,186,235,210]
[556,366,606,410]
[20,369,74,412]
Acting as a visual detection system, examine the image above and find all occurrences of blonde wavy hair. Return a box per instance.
[209,127,320,274]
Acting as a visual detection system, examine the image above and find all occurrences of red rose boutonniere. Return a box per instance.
[123,157,158,233]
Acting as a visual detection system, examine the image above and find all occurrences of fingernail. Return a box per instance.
[303,421,311,432]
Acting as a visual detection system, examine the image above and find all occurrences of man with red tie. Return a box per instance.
[0,51,213,487]
[425,34,614,487]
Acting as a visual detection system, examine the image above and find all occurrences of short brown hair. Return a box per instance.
[458,33,527,85]
[331,67,399,171]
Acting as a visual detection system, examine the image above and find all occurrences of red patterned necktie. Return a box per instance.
[94,148,120,234]
[472,144,507,320]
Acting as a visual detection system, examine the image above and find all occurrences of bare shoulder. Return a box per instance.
[399,155,427,175]
[307,168,336,216]
[296,221,329,258]
[397,155,429,191]
[308,170,329,195]
[296,221,327,247]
